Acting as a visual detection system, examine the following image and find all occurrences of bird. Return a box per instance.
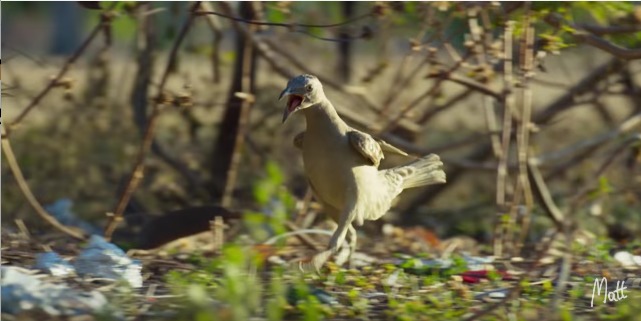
[280,74,446,272]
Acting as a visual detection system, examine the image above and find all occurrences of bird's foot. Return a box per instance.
[292,250,333,274]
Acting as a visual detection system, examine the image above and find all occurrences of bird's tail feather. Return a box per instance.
[396,154,446,189]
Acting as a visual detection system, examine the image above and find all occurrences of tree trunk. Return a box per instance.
[209,2,258,202]
[336,2,354,83]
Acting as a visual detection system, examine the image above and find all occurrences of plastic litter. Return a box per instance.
[74,235,143,288]
[45,198,102,235]
[1,266,107,316]
[34,252,75,277]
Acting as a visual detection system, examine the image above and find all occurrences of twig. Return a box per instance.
[14,219,31,240]
[199,1,223,83]
[569,133,641,209]
[575,30,641,60]
[418,88,473,124]
[513,15,535,255]
[211,216,224,252]
[462,227,563,321]
[494,21,515,258]
[220,3,257,207]
[284,221,324,251]
[534,58,625,125]
[376,7,436,115]
[545,13,641,60]
[1,126,85,240]
[402,28,624,219]
[533,113,641,167]
[379,52,472,134]
[263,228,332,247]
[129,3,201,195]
[261,37,381,114]
[195,10,372,29]
[378,52,431,117]
[104,2,201,240]
[497,21,515,209]
[8,13,111,130]
[430,73,504,99]
[224,12,420,134]
[526,159,565,230]
[468,11,502,163]
[580,23,641,36]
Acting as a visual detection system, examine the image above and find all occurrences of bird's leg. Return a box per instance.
[300,201,358,273]
[347,224,357,268]
[302,249,333,273]
[327,199,358,253]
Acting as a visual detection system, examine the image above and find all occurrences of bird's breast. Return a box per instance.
[301,132,354,208]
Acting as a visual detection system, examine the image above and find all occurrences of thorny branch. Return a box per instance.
[2,5,120,240]
[545,13,641,60]
[1,126,86,240]
[220,2,258,207]
[8,11,114,131]
[104,2,201,240]
[195,10,372,29]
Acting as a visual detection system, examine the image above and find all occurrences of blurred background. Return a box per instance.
[2,2,641,254]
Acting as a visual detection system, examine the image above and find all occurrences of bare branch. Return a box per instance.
[8,13,111,130]
[195,10,372,29]
[527,159,565,230]
[580,23,641,36]
[104,2,201,240]
[1,126,86,240]
[545,13,641,60]
[430,73,504,99]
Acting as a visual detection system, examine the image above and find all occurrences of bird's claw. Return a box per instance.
[292,250,334,274]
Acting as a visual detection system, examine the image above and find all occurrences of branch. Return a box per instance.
[532,113,641,166]
[1,126,85,240]
[526,159,565,230]
[8,12,112,130]
[534,57,625,124]
[199,1,223,83]
[546,13,641,60]
[579,24,641,36]
[429,73,504,100]
[104,2,201,240]
[195,10,372,29]
[400,57,624,217]
[215,10,423,135]
[575,30,641,60]
[220,2,257,207]
[569,132,641,209]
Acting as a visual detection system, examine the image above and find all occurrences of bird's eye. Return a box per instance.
[306,84,313,92]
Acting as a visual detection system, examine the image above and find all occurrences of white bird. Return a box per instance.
[280,74,446,271]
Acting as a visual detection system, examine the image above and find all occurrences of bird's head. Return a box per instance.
[279,74,324,123]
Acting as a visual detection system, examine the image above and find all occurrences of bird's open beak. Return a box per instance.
[279,88,290,101]
[279,87,303,124]
[282,108,291,124]
[280,88,292,123]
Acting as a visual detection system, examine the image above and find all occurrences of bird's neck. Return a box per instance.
[303,99,347,132]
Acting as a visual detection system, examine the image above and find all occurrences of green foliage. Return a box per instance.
[244,161,296,243]
[216,245,263,320]
[266,267,288,321]
[291,278,331,321]
[164,244,265,321]
[165,268,219,296]
[505,2,640,57]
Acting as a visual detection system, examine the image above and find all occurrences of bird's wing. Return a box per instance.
[293,131,305,150]
[375,137,409,157]
[347,130,384,167]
